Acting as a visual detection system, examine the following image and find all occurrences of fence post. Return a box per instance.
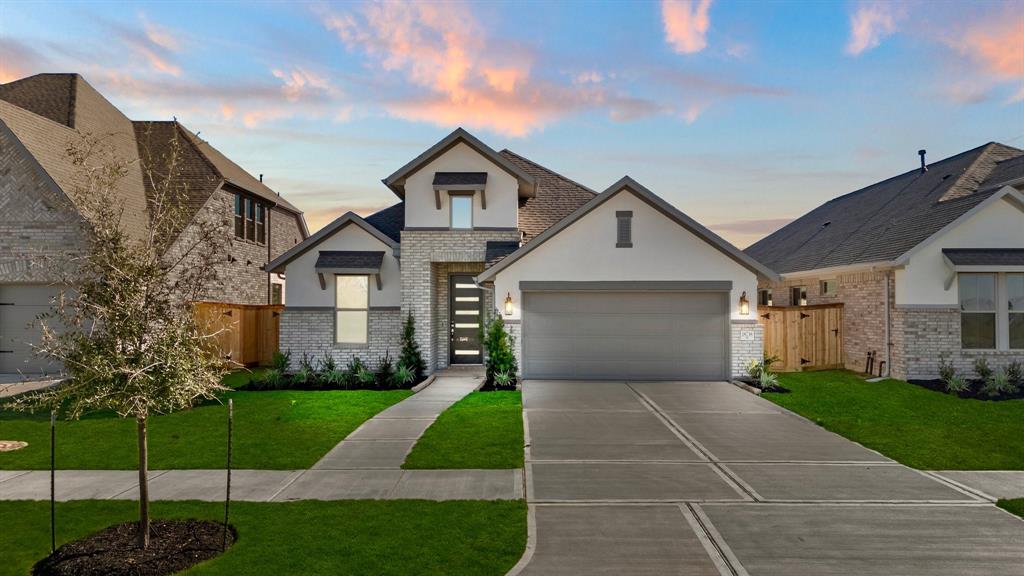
[50,409,56,553]
[222,398,233,551]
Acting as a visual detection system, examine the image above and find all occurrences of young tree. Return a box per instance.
[10,129,229,548]
[398,312,426,383]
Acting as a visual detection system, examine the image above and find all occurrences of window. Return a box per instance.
[233,192,267,245]
[820,279,837,296]
[791,286,807,306]
[616,211,633,248]
[450,195,472,229]
[758,289,772,306]
[335,275,368,345]
[1009,274,1024,349]
[959,273,997,349]
[271,283,283,305]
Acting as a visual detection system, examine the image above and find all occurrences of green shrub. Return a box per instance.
[376,352,395,389]
[1006,360,1023,386]
[392,363,415,388]
[938,356,956,383]
[251,368,285,390]
[945,375,968,394]
[319,355,337,374]
[483,316,518,389]
[272,350,291,372]
[399,313,426,383]
[974,358,993,382]
[982,371,1014,397]
[759,371,780,391]
[324,369,348,389]
[493,369,516,390]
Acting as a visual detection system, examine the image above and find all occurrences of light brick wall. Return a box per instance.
[762,270,891,374]
[506,320,522,375]
[0,127,85,283]
[279,307,402,370]
[731,321,763,379]
[891,306,1024,380]
[400,229,520,373]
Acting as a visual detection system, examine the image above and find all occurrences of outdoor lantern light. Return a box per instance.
[504,292,514,316]
[739,291,750,315]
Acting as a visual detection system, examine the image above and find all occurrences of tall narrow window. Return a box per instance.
[1009,273,1024,349]
[820,279,837,296]
[758,289,772,306]
[336,275,369,345]
[959,273,996,349]
[255,204,266,245]
[245,197,255,240]
[234,194,244,238]
[271,283,283,305]
[791,286,807,306]
[450,195,472,229]
[616,211,632,248]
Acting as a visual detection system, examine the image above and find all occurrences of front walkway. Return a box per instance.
[0,371,523,502]
[513,380,1024,576]
[0,375,61,398]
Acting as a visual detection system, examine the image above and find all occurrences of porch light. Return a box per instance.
[504,293,514,316]
[739,291,750,315]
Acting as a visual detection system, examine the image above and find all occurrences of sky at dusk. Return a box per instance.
[1,0,1022,247]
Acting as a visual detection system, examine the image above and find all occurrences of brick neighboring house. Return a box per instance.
[0,73,309,374]
[746,143,1024,380]
[270,128,774,380]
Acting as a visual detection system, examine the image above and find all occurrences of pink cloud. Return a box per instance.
[950,10,1023,81]
[845,1,904,56]
[661,0,712,55]
[272,68,335,102]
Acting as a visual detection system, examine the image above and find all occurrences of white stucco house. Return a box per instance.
[268,128,778,380]
[747,143,1024,380]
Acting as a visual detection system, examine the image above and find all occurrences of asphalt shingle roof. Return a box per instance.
[315,250,384,270]
[745,142,1023,274]
[364,202,405,243]
[433,172,487,186]
[943,249,1024,266]
[981,155,1024,190]
[485,241,520,268]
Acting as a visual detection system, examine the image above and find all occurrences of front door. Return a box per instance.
[449,275,483,365]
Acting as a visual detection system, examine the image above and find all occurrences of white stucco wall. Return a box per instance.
[403,142,519,229]
[283,223,400,308]
[895,195,1024,306]
[490,189,759,321]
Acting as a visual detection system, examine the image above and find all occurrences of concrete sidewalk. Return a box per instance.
[0,375,61,398]
[312,373,481,469]
[930,471,1024,501]
[0,468,523,501]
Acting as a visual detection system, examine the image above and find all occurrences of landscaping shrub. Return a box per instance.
[945,375,969,395]
[1006,360,1023,386]
[938,356,956,384]
[743,355,782,391]
[393,363,415,388]
[376,352,395,389]
[974,358,993,382]
[272,350,291,372]
[483,316,519,390]
[250,368,285,390]
[399,312,426,383]
[294,353,316,387]
[982,371,1015,397]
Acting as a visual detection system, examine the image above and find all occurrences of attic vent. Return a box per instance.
[616,211,633,248]
[942,174,952,180]
[821,221,831,228]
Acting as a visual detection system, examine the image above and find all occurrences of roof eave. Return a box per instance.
[266,211,398,273]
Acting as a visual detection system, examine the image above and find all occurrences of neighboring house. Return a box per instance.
[0,73,309,374]
[746,143,1024,380]
[269,128,775,380]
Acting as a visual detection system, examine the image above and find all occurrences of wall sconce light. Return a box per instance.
[504,293,514,316]
[739,291,750,315]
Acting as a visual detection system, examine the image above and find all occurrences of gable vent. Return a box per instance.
[616,211,633,248]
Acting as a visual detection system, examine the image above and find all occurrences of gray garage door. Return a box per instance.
[522,291,729,380]
[0,284,63,374]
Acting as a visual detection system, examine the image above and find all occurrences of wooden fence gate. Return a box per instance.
[757,304,844,372]
[194,302,283,367]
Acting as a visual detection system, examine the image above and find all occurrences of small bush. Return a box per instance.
[392,363,415,388]
[493,369,516,390]
[759,371,780,392]
[323,369,348,389]
[1006,360,1023,386]
[483,316,519,389]
[319,355,337,374]
[376,352,395,389]
[745,359,762,381]
[938,356,956,383]
[272,350,291,372]
[973,358,993,382]
[945,375,969,395]
[251,368,285,390]
[982,371,1014,397]
[399,313,426,383]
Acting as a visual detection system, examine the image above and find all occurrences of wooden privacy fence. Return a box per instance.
[193,302,283,367]
[757,304,844,372]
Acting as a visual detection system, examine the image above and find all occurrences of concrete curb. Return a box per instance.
[410,374,437,393]
[729,380,762,395]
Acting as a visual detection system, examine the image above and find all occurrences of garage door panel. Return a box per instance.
[523,291,728,381]
[0,284,64,374]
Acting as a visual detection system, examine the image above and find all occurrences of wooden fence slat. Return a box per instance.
[193,302,283,368]
[757,304,844,372]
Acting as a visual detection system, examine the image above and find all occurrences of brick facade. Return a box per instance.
[400,229,521,373]
[279,307,402,370]
[730,321,763,379]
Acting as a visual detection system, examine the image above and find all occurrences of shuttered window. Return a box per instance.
[616,211,632,248]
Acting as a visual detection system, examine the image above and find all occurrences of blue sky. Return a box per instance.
[2,0,1021,246]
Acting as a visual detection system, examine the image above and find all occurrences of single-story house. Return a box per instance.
[746,143,1024,380]
[269,128,777,380]
[0,73,309,374]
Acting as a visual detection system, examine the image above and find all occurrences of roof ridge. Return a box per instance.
[938,142,1016,203]
[173,121,225,180]
[500,148,598,195]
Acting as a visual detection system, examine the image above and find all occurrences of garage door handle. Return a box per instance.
[0,350,13,354]
[0,302,13,306]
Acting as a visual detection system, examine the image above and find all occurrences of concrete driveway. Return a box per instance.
[513,380,1024,576]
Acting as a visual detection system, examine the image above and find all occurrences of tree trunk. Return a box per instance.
[137,417,150,549]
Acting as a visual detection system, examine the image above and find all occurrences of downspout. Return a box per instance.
[884,270,892,377]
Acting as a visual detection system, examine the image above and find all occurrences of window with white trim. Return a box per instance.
[1009,273,1024,349]
[335,275,369,345]
[450,195,472,229]
[791,286,807,306]
[959,273,997,349]
[758,289,772,306]
[820,279,837,296]
[234,192,267,245]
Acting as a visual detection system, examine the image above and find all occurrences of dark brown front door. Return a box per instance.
[449,275,483,365]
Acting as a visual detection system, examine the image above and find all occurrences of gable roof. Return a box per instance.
[745,142,1024,275]
[382,127,536,199]
[364,202,405,243]
[267,211,397,273]
[477,176,778,283]
[981,155,1024,191]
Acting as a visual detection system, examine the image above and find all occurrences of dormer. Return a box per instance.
[382,128,536,230]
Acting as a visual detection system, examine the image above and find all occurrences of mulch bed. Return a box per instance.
[734,377,790,394]
[907,379,1024,401]
[34,520,235,576]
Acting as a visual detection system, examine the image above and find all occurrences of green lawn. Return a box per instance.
[0,499,526,576]
[765,370,1024,470]
[0,389,410,470]
[997,499,1024,519]
[403,392,524,469]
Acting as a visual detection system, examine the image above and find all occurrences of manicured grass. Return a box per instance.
[403,391,524,469]
[997,499,1024,519]
[221,368,270,389]
[0,499,526,576]
[0,389,411,470]
[764,370,1024,470]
